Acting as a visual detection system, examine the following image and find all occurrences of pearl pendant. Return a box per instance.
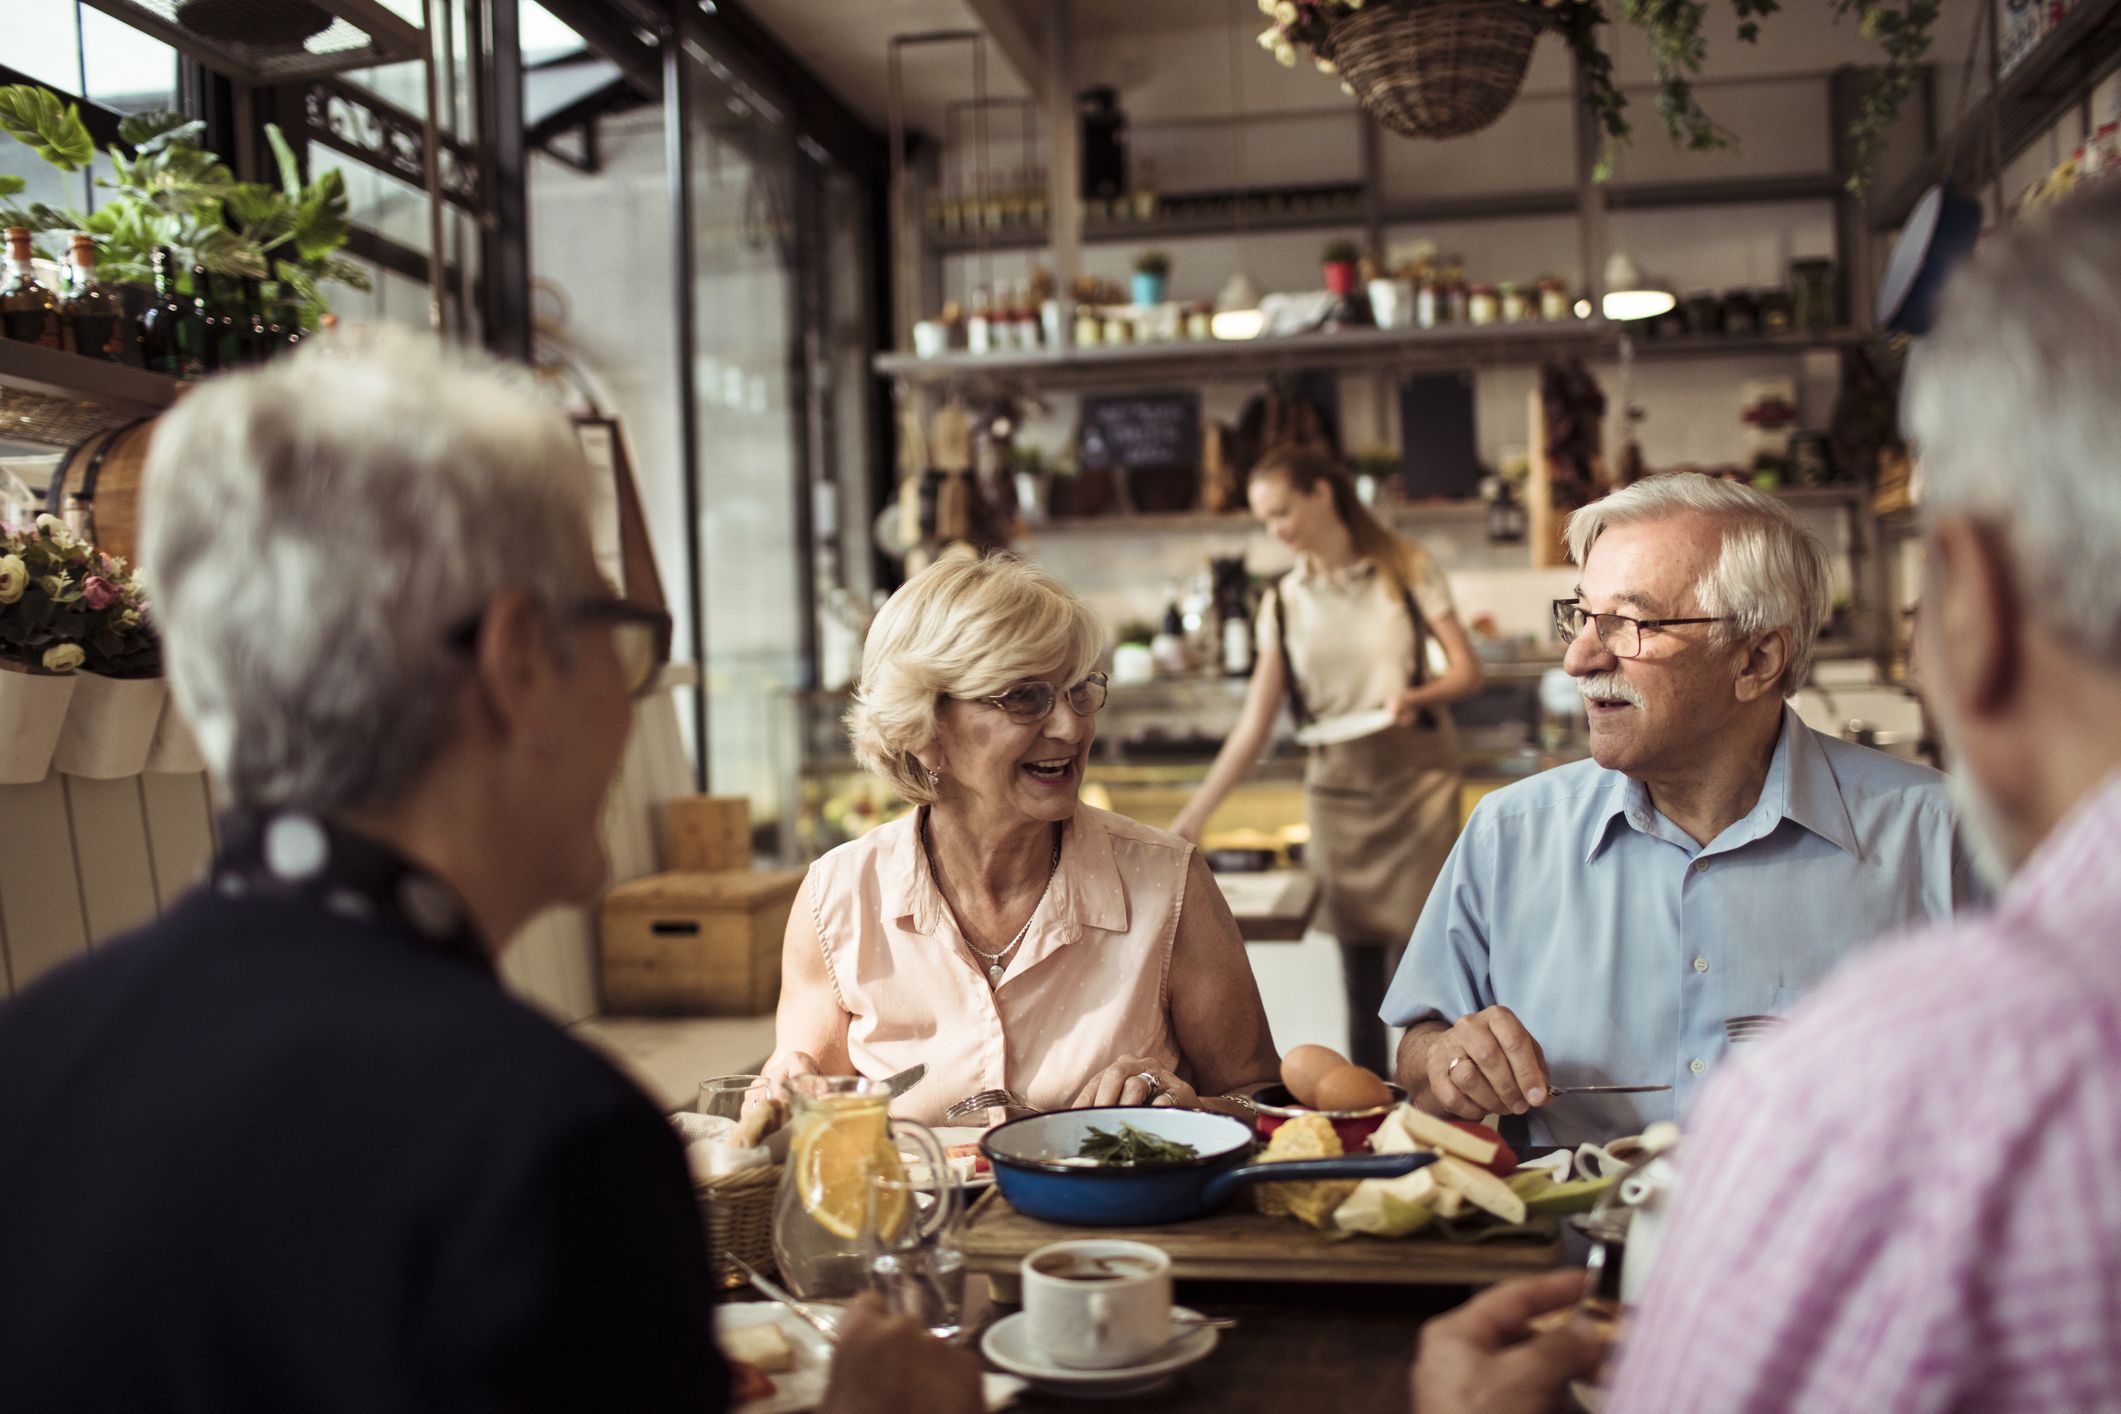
[988,963,1006,987]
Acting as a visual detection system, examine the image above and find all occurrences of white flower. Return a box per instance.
[1273,0,1297,22]
[1344,0,1365,8]
[41,643,85,674]
[1316,56,1339,74]
[1258,0,1278,13]
[1259,26,1281,48]
[34,513,64,538]
[1340,80,1356,96]
[1275,40,1298,66]
[0,554,24,605]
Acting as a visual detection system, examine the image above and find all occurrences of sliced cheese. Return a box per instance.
[1431,1154,1527,1224]
[1334,1167,1440,1236]
[722,1321,797,1374]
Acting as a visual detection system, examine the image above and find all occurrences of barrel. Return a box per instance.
[44,417,160,567]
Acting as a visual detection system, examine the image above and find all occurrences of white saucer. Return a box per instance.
[981,1307,1218,1399]
[1295,708,1395,747]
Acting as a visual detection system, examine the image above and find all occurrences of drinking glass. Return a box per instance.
[698,1073,771,1139]
[864,1158,967,1341]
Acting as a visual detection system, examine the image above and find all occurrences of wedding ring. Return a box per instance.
[1448,1055,1465,1074]
[1135,1070,1163,1098]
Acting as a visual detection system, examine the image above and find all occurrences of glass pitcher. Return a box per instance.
[771,1076,951,1303]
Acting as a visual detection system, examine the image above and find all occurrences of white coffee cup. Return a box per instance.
[1021,1239,1172,1371]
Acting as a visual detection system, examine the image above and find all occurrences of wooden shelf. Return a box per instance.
[0,341,180,450]
[1870,0,2121,231]
[875,325,1862,390]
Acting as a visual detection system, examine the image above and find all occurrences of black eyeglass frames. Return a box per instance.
[1551,599,1731,659]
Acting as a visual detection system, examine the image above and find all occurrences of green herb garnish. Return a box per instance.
[1075,1124,1200,1167]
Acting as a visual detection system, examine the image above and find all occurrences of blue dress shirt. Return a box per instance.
[1382,708,1977,1149]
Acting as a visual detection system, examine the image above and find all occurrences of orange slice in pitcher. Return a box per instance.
[789,1099,908,1241]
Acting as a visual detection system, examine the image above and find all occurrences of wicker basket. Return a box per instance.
[1323,0,1547,141]
[699,1163,781,1290]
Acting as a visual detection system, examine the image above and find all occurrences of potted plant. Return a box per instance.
[13,518,169,780]
[1132,250,1171,308]
[1259,0,1936,191]
[0,516,90,782]
[1322,238,1362,297]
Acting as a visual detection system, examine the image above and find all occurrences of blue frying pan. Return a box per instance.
[980,1107,1436,1227]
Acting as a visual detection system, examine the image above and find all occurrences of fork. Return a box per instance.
[941,1088,1035,1123]
[1723,1014,1789,1046]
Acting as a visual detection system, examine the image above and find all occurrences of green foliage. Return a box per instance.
[0,174,23,199]
[0,85,95,171]
[1134,248,1170,277]
[1323,237,1362,264]
[1831,0,1937,191]
[0,87,363,323]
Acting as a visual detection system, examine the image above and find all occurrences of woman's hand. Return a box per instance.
[1071,1057,1198,1109]
[1390,685,1431,729]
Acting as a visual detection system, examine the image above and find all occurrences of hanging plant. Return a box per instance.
[0,82,368,326]
[1258,0,1938,190]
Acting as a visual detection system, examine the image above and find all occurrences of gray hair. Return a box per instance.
[1565,472,1831,694]
[1904,183,2121,670]
[846,552,1103,805]
[140,329,595,813]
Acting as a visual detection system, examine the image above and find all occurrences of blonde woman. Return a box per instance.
[1171,448,1485,1074]
[765,553,1279,1124]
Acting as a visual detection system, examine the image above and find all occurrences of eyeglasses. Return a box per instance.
[1552,599,1730,660]
[967,672,1110,725]
[446,597,673,699]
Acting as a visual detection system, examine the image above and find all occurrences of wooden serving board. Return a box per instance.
[960,1189,1562,1294]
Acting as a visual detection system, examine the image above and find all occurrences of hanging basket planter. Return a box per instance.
[1321,0,1547,141]
[54,673,168,780]
[0,663,79,785]
[145,692,208,775]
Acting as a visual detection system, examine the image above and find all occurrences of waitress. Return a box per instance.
[1171,448,1484,1074]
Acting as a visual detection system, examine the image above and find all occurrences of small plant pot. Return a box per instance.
[54,673,167,779]
[0,662,79,784]
[145,692,208,774]
[1323,261,1359,296]
[1131,270,1168,307]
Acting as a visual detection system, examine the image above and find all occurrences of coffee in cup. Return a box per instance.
[1021,1239,1172,1370]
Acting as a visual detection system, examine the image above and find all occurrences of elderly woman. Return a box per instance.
[0,331,977,1414]
[766,553,1281,1123]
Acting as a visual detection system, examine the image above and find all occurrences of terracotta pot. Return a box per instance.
[54,673,167,779]
[0,662,79,784]
[145,692,208,774]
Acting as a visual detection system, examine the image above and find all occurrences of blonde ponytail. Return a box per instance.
[1249,448,1425,599]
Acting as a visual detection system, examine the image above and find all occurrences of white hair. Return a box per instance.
[846,552,1103,805]
[139,329,594,813]
[1904,183,2121,670]
[1565,472,1831,694]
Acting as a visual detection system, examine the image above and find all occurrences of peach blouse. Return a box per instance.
[801,802,1188,1125]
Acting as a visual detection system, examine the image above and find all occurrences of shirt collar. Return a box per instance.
[1585,707,1859,862]
[1289,556,1378,591]
[884,802,1130,938]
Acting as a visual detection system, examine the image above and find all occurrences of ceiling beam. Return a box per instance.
[965,0,1045,98]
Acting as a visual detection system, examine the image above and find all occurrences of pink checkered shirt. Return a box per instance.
[1609,771,2121,1412]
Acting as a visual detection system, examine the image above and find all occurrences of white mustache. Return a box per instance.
[1577,673,1646,708]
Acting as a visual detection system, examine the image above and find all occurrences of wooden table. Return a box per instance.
[977,1278,1472,1411]
[1212,869,1320,943]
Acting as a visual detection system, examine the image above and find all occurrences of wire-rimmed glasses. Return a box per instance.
[967,672,1110,725]
[1552,599,1731,659]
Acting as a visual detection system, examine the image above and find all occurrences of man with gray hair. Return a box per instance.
[1384,471,1975,1149]
[1411,182,2121,1414]
[0,331,980,1414]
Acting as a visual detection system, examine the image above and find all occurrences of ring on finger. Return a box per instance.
[1135,1069,1164,1099]
[1447,1055,1465,1074]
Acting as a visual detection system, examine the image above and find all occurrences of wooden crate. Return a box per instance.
[666,796,754,872]
[599,868,804,1015]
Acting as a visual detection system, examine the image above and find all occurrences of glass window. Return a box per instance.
[0,0,84,96]
[79,6,178,114]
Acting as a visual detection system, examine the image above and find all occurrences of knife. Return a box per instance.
[1546,1084,1673,1096]
[882,1063,926,1099]
[726,1252,840,1344]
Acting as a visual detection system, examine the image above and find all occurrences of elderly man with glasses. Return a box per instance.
[1382,472,1978,1148]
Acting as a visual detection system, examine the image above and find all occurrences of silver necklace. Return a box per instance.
[922,817,1062,987]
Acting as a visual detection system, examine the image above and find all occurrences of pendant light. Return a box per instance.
[1601,251,1676,323]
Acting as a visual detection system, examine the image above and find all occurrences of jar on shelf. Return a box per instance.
[1467,284,1500,327]
[1722,288,1759,335]
[1415,277,1440,329]
[1498,281,1530,324]
[1537,278,1569,322]
[1680,292,1724,336]
[1790,259,1837,332]
[1758,289,1794,333]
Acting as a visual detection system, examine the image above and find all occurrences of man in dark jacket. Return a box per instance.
[0,331,980,1414]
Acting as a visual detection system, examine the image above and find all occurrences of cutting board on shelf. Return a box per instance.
[960,1189,1561,1294]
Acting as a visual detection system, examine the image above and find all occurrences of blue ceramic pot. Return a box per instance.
[1132,271,1167,308]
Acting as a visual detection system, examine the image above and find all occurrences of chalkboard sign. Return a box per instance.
[1397,372,1481,499]
[1078,391,1201,472]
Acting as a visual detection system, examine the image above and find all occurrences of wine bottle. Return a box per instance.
[187,262,223,373]
[1,227,62,348]
[240,278,271,364]
[138,248,207,378]
[58,235,127,362]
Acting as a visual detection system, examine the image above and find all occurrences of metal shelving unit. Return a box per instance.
[0,343,181,451]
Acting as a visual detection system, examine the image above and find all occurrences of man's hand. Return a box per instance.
[819,1293,983,1414]
[1423,1007,1550,1120]
[1411,1270,1605,1414]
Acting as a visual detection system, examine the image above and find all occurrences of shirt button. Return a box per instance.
[1693,956,1709,973]
[1693,859,1708,873]
[1690,1058,1708,1075]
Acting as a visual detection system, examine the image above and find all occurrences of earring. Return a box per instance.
[925,766,943,788]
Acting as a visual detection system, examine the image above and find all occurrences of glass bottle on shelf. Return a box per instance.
[139,248,204,377]
[1,227,62,349]
[187,262,222,373]
[240,279,272,364]
[967,285,993,355]
[57,234,126,361]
